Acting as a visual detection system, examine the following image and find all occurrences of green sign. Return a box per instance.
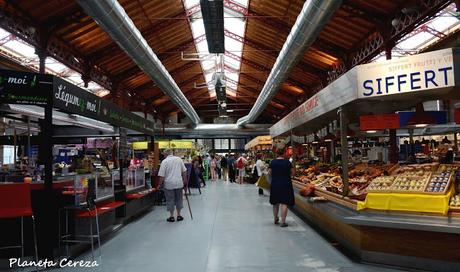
[0,69,52,105]
[53,77,155,135]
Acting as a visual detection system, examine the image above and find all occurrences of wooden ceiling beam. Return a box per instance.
[142,73,203,103]
[247,9,349,62]
[86,9,186,62]
[160,88,210,113]
[341,1,387,26]
[43,6,87,32]
[226,29,325,80]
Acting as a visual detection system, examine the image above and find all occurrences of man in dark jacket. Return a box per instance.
[221,154,228,181]
[227,153,236,183]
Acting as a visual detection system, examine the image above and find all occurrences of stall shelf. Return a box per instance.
[244,135,273,151]
[0,69,156,258]
[293,185,460,271]
[271,48,460,270]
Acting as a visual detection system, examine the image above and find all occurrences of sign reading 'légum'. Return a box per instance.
[357,48,455,98]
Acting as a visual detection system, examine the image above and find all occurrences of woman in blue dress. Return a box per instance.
[269,149,295,227]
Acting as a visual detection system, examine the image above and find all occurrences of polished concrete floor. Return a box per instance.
[64,181,403,272]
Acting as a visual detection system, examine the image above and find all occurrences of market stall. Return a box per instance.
[0,69,156,258]
[244,135,273,151]
[270,48,460,271]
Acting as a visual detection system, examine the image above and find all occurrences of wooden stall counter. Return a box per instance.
[292,186,460,271]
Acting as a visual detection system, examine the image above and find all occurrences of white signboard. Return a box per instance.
[357,48,455,98]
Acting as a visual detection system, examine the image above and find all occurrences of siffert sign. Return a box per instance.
[357,48,455,98]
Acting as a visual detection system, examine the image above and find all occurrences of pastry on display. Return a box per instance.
[426,171,452,193]
[367,176,396,192]
[391,172,431,192]
[450,194,460,206]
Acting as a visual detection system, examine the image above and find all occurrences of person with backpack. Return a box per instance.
[236,154,248,184]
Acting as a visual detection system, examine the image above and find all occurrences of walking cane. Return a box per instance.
[184,187,193,220]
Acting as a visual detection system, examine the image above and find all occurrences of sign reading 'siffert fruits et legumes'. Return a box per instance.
[357,48,455,98]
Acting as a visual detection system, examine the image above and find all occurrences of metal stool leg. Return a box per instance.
[20,216,24,259]
[31,215,38,261]
[65,209,69,257]
[94,208,101,258]
[88,209,94,260]
[58,208,61,256]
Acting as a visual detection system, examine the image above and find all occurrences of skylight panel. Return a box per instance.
[45,57,68,74]
[0,28,10,40]
[184,1,249,98]
[231,0,249,8]
[225,57,240,69]
[398,31,433,50]
[183,0,199,9]
[225,36,243,55]
[204,72,213,84]
[225,16,246,37]
[202,60,215,70]
[196,39,208,53]
[370,3,460,63]
[191,19,205,37]
[428,16,458,31]
[226,72,239,82]
[4,39,37,59]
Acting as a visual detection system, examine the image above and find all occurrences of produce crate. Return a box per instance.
[424,171,453,194]
[367,176,396,193]
[390,172,432,194]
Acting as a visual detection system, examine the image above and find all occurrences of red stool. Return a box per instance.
[0,183,38,260]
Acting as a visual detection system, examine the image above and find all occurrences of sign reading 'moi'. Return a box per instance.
[270,48,460,138]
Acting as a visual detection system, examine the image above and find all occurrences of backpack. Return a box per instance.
[236,158,244,169]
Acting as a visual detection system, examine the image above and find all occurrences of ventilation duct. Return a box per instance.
[200,0,225,53]
[77,0,201,125]
[236,0,342,126]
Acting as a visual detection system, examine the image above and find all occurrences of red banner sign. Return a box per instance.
[360,114,400,130]
[455,108,460,124]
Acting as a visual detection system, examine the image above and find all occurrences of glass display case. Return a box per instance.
[96,170,115,201]
[123,167,145,192]
[62,171,116,206]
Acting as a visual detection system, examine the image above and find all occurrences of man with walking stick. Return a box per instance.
[157,149,189,222]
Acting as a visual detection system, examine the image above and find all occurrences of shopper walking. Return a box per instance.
[269,149,295,227]
[157,149,187,222]
[216,155,222,180]
[228,153,236,183]
[253,153,265,184]
[192,156,205,188]
[221,154,228,181]
[198,156,206,187]
[236,154,248,184]
[210,155,217,181]
[256,153,267,194]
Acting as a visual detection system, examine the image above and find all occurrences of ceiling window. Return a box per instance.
[372,4,460,62]
[184,0,249,95]
[0,27,110,96]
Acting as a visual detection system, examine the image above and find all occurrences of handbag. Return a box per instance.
[256,174,271,190]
